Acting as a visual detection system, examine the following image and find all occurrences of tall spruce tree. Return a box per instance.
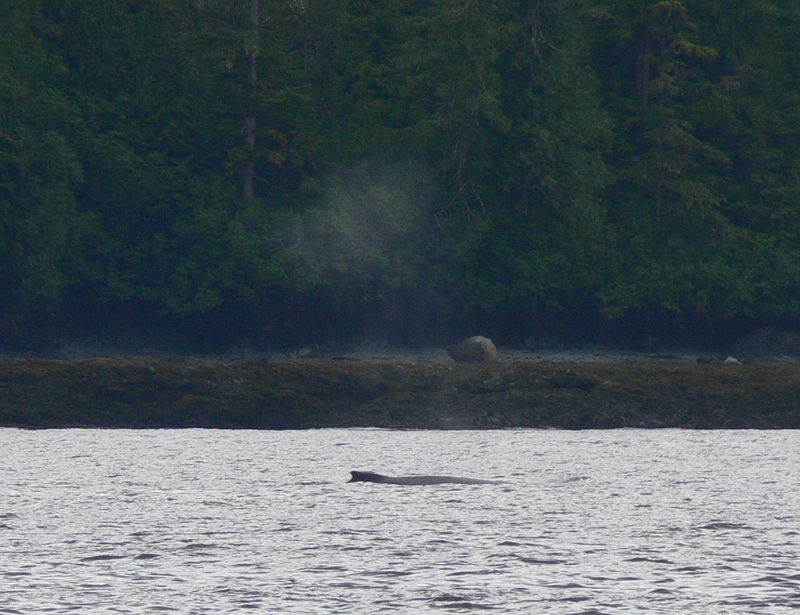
[394,1,611,331]
[0,1,88,336]
[592,0,741,324]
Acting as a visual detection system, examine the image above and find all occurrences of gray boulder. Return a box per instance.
[447,336,499,363]
[697,355,744,365]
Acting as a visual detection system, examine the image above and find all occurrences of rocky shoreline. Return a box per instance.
[1,357,798,429]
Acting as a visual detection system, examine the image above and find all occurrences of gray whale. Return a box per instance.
[348,470,500,485]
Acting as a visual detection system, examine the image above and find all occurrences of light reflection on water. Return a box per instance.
[1,428,799,613]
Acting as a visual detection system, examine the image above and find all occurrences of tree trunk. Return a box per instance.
[636,36,651,106]
[243,0,259,199]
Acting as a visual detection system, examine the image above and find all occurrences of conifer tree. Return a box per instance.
[0,1,87,334]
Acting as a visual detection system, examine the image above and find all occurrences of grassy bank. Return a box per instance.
[0,358,798,429]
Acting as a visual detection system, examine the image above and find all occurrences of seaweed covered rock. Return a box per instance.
[447,336,499,363]
[2,358,800,429]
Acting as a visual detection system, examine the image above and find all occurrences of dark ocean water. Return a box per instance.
[1,428,798,613]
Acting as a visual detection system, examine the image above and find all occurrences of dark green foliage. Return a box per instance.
[0,1,89,333]
[591,0,800,326]
[1,0,798,347]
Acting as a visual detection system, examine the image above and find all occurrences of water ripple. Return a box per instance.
[1,428,799,613]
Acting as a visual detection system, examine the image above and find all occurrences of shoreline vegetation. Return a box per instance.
[1,357,798,430]
[5,3,800,352]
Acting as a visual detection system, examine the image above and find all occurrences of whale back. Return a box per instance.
[349,470,499,485]
[348,471,388,483]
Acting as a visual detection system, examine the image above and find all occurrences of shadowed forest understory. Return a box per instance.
[3,1,800,353]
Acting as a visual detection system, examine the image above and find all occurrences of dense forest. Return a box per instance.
[2,0,800,351]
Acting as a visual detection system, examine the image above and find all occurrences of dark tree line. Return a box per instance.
[2,0,799,349]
